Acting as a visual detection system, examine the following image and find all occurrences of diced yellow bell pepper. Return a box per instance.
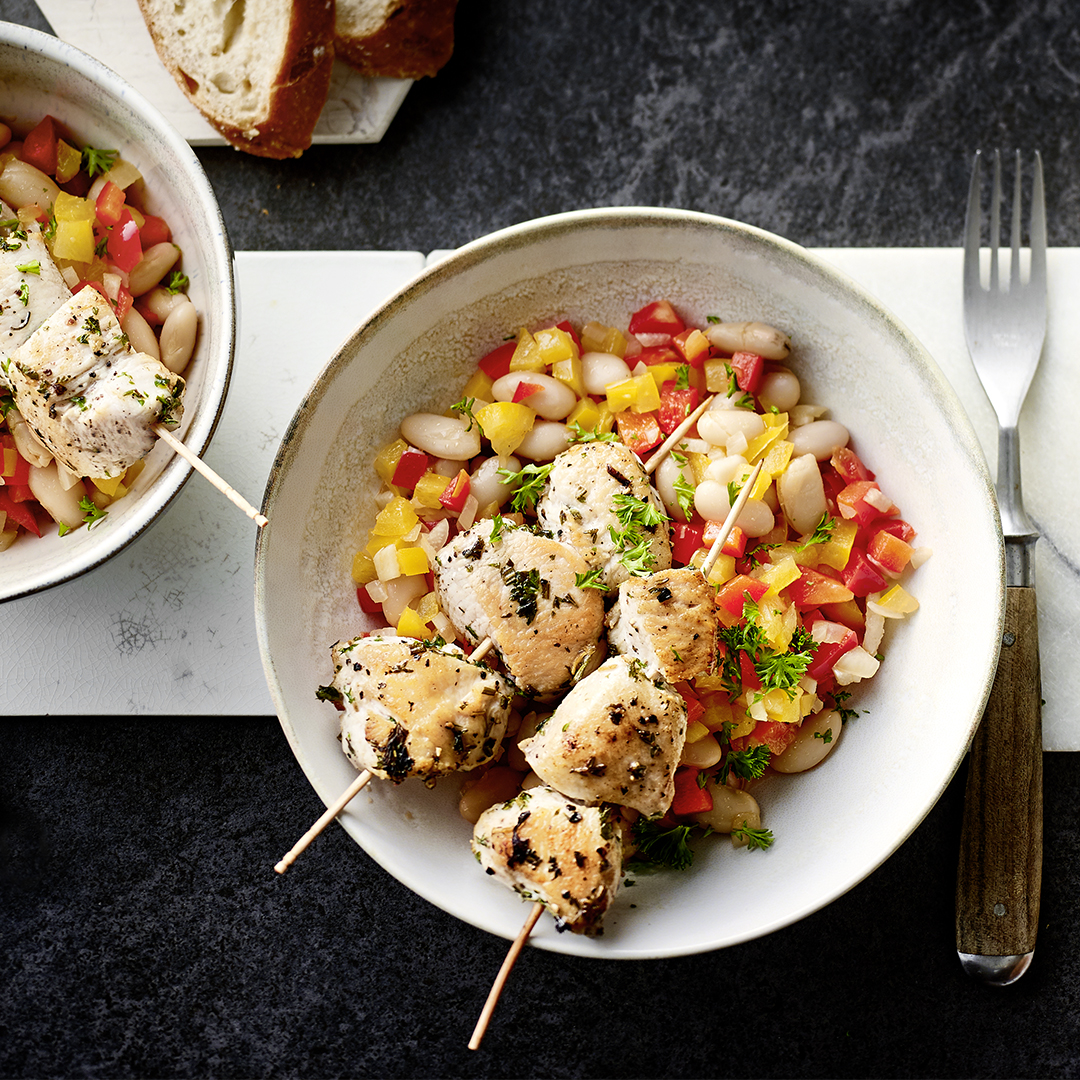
[1,446,17,477]
[534,326,578,365]
[606,373,661,414]
[509,327,546,372]
[729,709,756,739]
[645,363,682,390]
[745,421,789,465]
[372,495,419,538]
[703,552,736,586]
[91,474,125,497]
[685,720,710,744]
[762,411,789,431]
[396,546,430,577]
[53,191,95,222]
[565,396,601,432]
[593,399,616,434]
[373,438,408,485]
[461,367,494,402]
[701,696,734,731]
[351,550,377,585]
[755,554,802,596]
[416,591,441,621]
[751,439,795,498]
[51,219,94,263]
[580,321,628,357]
[397,606,430,638]
[412,471,451,509]
[475,400,535,456]
[816,518,858,570]
[759,596,797,653]
[871,584,920,617]
[55,140,82,184]
[551,354,586,398]
[703,357,734,394]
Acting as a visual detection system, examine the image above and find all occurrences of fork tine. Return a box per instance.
[989,150,1002,292]
[964,149,983,294]
[1030,150,1047,291]
[1010,149,1022,287]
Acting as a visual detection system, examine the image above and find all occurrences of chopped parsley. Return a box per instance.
[722,744,771,782]
[498,461,554,513]
[15,260,40,275]
[794,512,837,552]
[717,598,818,700]
[164,270,189,295]
[670,450,696,520]
[609,491,668,576]
[450,395,478,431]
[574,567,609,591]
[79,496,107,529]
[629,819,696,871]
[82,145,119,178]
[17,282,29,307]
[567,422,619,443]
[731,824,775,851]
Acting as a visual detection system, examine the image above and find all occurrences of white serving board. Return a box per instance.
[36,0,411,144]
[2,248,1078,754]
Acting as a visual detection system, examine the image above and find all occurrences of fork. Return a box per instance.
[955,150,1045,985]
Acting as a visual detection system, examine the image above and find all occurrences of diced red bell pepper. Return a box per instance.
[139,214,171,247]
[477,341,516,380]
[629,300,685,338]
[511,380,543,404]
[357,585,384,615]
[20,115,60,176]
[658,383,699,434]
[635,344,682,367]
[867,528,914,575]
[554,320,582,351]
[784,567,855,609]
[739,650,762,693]
[675,681,705,728]
[836,480,897,527]
[703,521,747,559]
[743,719,800,757]
[1,435,31,486]
[0,490,40,535]
[615,410,662,456]
[840,547,888,597]
[670,520,705,565]
[671,767,713,817]
[871,518,916,544]
[95,180,126,228]
[106,209,143,273]
[438,469,471,513]
[805,623,858,681]
[728,352,764,394]
[715,574,770,623]
[831,446,875,483]
[59,171,91,197]
[390,448,430,490]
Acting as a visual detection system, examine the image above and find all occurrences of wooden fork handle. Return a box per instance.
[955,585,1043,980]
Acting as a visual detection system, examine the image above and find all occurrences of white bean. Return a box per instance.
[127,242,180,296]
[757,367,801,411]
[777,453,827,535]
[491,372,576,420]
[736,498,776,538]
[704,320,791,360]
[693,478,731,521]
[469,454,520,510]
[789,420,850,461]
[655,453,695,521]
[680,732,723,769]
[772,710,841,774]
[704,454,749,486]
[7,408,52,467]
[120,306,160,361]
[0,159,59,211]
[400,413,481,461]
[158,297,198,373]
[581,351,632,395]
[141,285,190,323]
[697,408,765,448]
[514,420,571,461]
[693,781,762,834]
[28,462,87,530]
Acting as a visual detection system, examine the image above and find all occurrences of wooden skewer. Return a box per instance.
[153,423,268,527]
[469,902,544,1051]
[643,395,713,475]
[701,458,764,578]
[274,634,498,873]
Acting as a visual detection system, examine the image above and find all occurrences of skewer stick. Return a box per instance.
[275,769,374,874]
[153,423,268,527]
[469,901,544,1051]
[643,395,714,475]
[700,459,764,579]
[275,634,497,873]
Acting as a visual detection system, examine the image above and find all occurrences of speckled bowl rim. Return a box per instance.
[256,207,1004,957]
[0,22,236,603]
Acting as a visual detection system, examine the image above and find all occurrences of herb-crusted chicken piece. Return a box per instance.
[534,441,671,590]
[606,566,718,682]
[520,655,687,817]
[326,635,512,785]
[4,288,184,478]
[472,784,623,936]
[434,517,605,698]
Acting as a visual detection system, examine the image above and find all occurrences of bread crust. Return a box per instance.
[138,0,336,159]
[335,0,457,79]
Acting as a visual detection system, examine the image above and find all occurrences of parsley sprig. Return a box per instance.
[498,461,555,513]
[609,492,668,576]
[82,146,118,178]
[629,819,696,871]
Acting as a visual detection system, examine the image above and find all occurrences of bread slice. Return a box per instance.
[137,0,335,159]
[334,0,457,79]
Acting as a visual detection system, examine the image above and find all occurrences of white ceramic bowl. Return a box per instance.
[256,207,1003,958]
[0,23,235,603]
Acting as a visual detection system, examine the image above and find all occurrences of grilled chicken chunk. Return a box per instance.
[535,441,671,589]
[4,289,184,478]
[607,567,718,682]
[434,517,605,698]
[472,784,623,936]
[328,635,511,784]
[520,655,687,817]
[0,207,71,369]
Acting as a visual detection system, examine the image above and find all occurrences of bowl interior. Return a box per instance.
[256,208,1003,957]
[0,24,235,602]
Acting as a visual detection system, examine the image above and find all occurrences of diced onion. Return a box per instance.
[457,494,480,531]
[833,646,880,686]
[365,580,389,605]
[373,545,400,581]
[864,486,894,512]
[909,545,933,569]
[862,608,886,656]
[789,404,827,427]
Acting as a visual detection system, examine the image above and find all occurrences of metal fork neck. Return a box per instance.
[996,425,1038,586]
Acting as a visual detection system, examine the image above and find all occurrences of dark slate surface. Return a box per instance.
[3,0,1080,1076]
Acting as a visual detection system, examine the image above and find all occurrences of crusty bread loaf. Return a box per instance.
[334,0,457,79]
[137,0,335,159]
